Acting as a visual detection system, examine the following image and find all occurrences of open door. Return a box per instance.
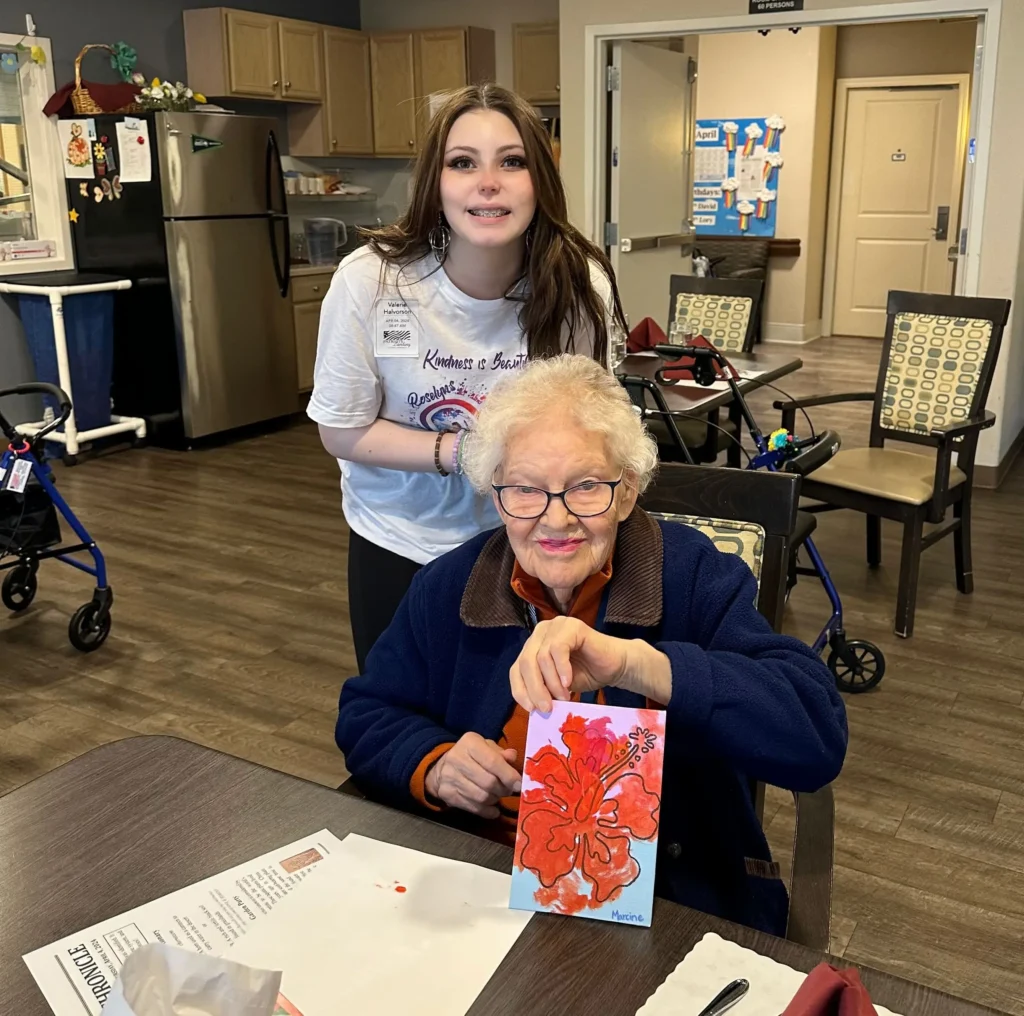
[955,17,984,296]
[608,41,696,331]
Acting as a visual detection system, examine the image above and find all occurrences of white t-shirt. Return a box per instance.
[307,246,614,564]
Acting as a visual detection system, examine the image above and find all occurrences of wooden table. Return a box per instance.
[1,737,1002,1016]
[617,349,802,417]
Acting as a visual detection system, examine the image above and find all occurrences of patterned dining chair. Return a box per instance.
[667,274,764,354]
[692,238,771,343]
[642,463,834,952]
[775,290,1011,638]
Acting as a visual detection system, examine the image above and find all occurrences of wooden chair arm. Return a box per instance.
[786,784,835,951]
[930,410,996,441]
[773,392,875,433]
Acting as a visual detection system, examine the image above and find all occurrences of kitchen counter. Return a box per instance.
[291,263,339,278]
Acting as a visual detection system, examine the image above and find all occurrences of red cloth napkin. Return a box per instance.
[625,316,730,383]
[627,316,667,353]
[658,332,727,383]
[43,80,140,118]
[782,963,879,1016]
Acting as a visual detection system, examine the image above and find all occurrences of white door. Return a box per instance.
[832,85,965,338]
[609,42,695,333]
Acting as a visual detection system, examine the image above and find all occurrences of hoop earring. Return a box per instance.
[428,212,450,262]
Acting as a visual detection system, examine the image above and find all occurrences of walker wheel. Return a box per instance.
[2,565,37,612]
[68,601,111,652]
[828,639,885,693]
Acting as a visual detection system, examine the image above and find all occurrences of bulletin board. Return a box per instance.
[692,115,785,237]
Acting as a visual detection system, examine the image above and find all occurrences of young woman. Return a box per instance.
[308,83,628,673]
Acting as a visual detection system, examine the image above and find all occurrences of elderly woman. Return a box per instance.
[336,354,847,934]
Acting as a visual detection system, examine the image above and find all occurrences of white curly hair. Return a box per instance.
[462,354,659,495]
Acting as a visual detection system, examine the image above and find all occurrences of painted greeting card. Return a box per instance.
[510,699,665,927]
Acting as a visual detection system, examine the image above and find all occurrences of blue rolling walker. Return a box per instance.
[650,342,885,693]
[0,383,113,651]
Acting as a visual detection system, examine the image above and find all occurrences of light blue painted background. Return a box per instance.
[509,837,658,928]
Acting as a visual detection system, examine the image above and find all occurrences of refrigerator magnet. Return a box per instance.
[57,120,94,179]
[375,299,420,357]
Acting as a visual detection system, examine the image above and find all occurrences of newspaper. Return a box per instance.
[23,830,344,1016]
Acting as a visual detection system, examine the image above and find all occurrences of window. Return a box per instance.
[0,34,73,273]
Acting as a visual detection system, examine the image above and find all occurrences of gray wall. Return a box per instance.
[12,1,360,91]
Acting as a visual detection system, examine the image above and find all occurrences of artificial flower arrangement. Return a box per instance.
[8,40,46,67]
[132,72,206,111]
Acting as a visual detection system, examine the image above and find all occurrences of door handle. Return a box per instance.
[931,205,950,241]
[620,233,696,253]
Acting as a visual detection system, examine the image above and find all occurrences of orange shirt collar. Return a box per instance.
[510,554,614,624]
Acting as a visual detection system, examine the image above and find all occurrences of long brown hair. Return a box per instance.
[362,84,626,363]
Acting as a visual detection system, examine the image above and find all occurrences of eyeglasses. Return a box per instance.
[492,475,624,520]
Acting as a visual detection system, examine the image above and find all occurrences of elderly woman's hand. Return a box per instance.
[510,616,673,713]
[425,732,522,818]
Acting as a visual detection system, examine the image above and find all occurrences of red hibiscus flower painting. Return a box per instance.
[512,702,665,921]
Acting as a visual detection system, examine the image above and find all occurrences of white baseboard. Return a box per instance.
[762,319,823,345]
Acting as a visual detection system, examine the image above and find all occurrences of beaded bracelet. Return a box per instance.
[455,431,470,475]
[450,430,461,476]
[433,431,449,476]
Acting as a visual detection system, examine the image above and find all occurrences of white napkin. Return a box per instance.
[635,933,903,1016]
[102,943,282,1016]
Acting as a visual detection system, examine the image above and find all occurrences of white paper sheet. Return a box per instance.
[116,119,153,183]
[23,830,343,1016]
[735,146,767,202]
[231,834,533,1016]
[635,933,904,1016]
[694,146,728,184]
[57,119,95,179]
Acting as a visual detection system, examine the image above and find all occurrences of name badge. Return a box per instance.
[374,298,419,357]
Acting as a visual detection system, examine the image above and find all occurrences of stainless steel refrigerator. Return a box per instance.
[67,111,296,443]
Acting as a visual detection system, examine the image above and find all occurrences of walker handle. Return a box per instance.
[0,383,72,443]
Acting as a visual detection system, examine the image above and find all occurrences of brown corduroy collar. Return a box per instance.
[459,506,664,629]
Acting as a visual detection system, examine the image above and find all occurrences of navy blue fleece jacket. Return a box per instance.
[336,514,847,934]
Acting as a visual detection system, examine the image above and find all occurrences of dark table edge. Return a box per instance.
[2,708,1009,1016]
[617,354,804,415]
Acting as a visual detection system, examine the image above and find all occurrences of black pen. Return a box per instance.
[697,978,750,1016]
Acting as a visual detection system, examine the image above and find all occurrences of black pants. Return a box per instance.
[347,530,423,673]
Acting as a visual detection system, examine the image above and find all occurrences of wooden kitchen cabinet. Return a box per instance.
[290,28,373,156]
[183,7,322,102]
[292,272,332,393]
[324,29,373,153]
[224,10,279,98]
[294,302,322,392]
[513,22,560,104]
[278,20,324,101]
[370,33,419,156]
[415,28,496,138]
[371,27,495,156]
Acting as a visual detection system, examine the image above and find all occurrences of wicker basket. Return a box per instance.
[70,44,144,115]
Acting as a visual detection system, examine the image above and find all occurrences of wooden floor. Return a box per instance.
[3,335,1024,1012]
